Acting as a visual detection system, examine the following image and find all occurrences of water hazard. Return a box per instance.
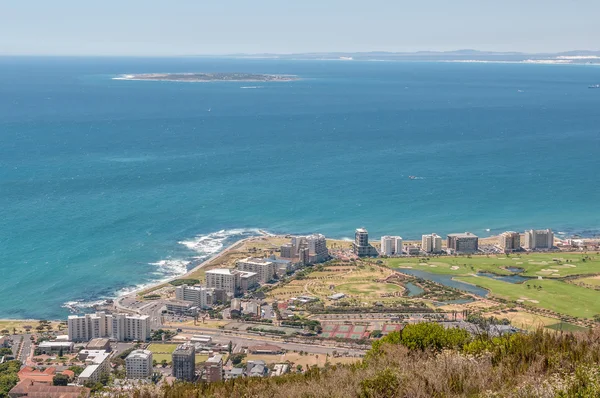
[395,268,489,297]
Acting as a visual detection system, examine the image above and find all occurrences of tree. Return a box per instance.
[228,340,233,354]
[0,348,13,357]
[296,364,303,372]
[53,373,69,386]
[161,359,168,368]
[67,366,84,377]
[0,330,9,335]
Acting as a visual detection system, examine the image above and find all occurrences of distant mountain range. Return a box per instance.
[200,49,600,64]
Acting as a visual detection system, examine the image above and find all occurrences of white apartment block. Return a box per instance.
[68,312,150,342]
[126,349,153,379]
[306,234,329,263]
[175,284,213,308]
[380,236,402,256]
[422,233,443,253]
[523,229,554,250]
[205,268,258,296]
[77,350,111,385]
[237,257,276,283]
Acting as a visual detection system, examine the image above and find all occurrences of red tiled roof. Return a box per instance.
[17,367,57,383]
[9,379,90,398]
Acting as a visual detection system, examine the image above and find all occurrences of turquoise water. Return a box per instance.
[1,57,599,319]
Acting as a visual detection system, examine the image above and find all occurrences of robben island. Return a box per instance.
[4,224,599,389]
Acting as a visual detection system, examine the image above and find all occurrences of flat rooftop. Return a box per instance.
[447,232,478,238]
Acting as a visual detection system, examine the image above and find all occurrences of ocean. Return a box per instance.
[1,57,599,319]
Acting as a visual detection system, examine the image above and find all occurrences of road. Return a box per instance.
[18,334,32,364]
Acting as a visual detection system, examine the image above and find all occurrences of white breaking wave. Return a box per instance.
[178,228,261,255]
[149,259,190,276]
[62,228,262,313]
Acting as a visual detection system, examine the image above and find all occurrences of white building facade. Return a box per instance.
[126,349,153,379]
[68,312,150,342]
[421,233,443,253]
[523,229,554,250]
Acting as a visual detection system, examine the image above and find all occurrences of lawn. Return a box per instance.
[153,353,209,365]
[456,276,600,319]
[147,343,179,354]
[545,322,590,333]
[0,319,63,334]
[245,353,361,368]
[386,252,600,279]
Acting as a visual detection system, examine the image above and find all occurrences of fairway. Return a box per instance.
[386,253,600,279]
[456,276,600,318]
[572,275,600,287]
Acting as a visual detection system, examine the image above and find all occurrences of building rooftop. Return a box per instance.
[38,341,74,348]
[239,257,274,265]
[173,344,195,355]
[80,350,110,365]
[206,354,223,364]
[86,338,110,350]
[356,228,368,233]
[126,349,152,360]
[9,379,90,398]
[206,268,236,276]
[78,364,99,379]
[447,232,479,238]
[239,271,258,279]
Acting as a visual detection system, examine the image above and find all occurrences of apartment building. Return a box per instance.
[421,233,443,253]
[203,354,224,383]
[352,228,378,257]
[67,312,150,342]
[380,236,403,256]
[175,284,214,308]
[498,231,521,252]
[523,229,554,250]
[237,257,276,283]
[125,349,153,379]
[205,269,258,296]
[172,344,196,382]
[77,350,111,385]
[447,232,479,253]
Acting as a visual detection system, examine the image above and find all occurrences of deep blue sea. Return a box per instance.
[1,57,599,319]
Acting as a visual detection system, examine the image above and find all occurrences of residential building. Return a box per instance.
[8,379,90,398]
[279,234,329,264]
[447,232,479,253]
[271,364,289,377]
[203,354,223,383]
[498,231,521,252]
[77,350,111,385]
[380,236,394,256]
[175,284,214,308]
[224,367,244,380]
[247,360,268,377]
[125,349,153,379]
[172,344,195,382]
[237,257,276,283]
[85,338,111,352]
[37,341,74,355]
[523,229,554,250]
[404,245,420,256]
[205,269,258,296]
[352,228,378,257]
[380,236,403,256]
[67,312,150,342]
[165,300,196,314]
[421,233,443,253]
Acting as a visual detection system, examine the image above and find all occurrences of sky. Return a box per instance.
[1,0,599,56]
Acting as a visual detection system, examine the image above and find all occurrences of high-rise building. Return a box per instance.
[498,231,521,252]
[352,228,378,256]
[523,229,554,250]
[279,234,329,264]
[422,233,443,253]
[447,232,479,253]
[203,355,223,383]
[67,312,150,342]
[205,269,258,296]
[175,285,214,309]
[125,349,153,379]
[172,344,196,382]
[237,258,276,283]
[380,236,403,256]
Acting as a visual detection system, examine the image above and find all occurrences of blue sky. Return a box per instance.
[1,0,598,55]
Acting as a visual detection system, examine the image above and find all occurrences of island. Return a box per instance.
[113,72,298,82]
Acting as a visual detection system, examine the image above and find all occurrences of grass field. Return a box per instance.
[152,353,209,365]
[336,282,403,297]
[545,322,590,333]
[386,252,600,279]
[456,276,600,318]
[0,319,63,334]
[147,343,179,354]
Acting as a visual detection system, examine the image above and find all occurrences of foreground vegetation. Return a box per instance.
[115,323,600,397]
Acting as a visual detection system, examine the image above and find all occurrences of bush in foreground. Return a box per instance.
[110,324,600,398]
